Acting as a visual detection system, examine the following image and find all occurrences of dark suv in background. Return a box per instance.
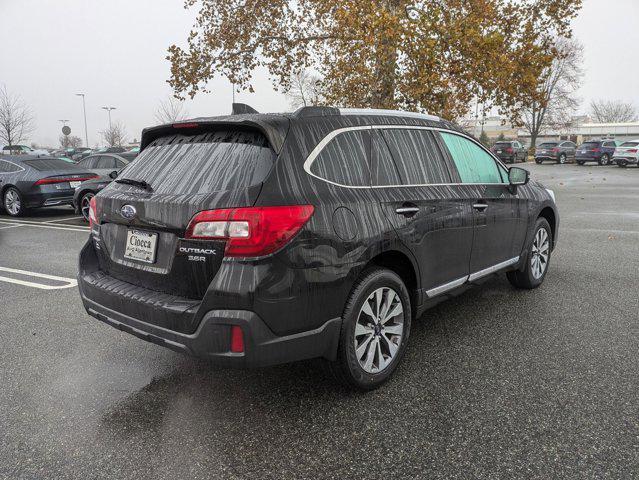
[575,139,619,166]
[78,105,559,390]
[491,141,528,163]
[535,141,576,164]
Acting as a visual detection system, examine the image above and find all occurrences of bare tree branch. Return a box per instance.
[154,97,189,124]
[590,100,638,123]
[517,37,583,149]
[283,70,323,109]
[0,84,35,148]
[59,134,83,149]
[100,121,127,147]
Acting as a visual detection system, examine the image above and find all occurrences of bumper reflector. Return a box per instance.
[230,325,244,353]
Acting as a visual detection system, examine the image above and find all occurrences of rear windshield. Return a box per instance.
[117,130,275,195]
[494,142,512,147]
[580,142,600,148]
[538,143,558,148]
[620,142,639,147]
[23,159,80,171]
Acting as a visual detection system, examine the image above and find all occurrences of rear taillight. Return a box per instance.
[592,148,600,152]
[505,147,513,153]
[551,148,559,153]
[34,176,98,185]
[185,205,315,257]
[628,149,638,153]
[88,197,98,228]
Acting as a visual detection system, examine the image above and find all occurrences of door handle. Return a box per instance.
[473,203,488,212]
[395,205,420,216]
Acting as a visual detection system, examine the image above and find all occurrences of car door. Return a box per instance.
[437,131,527,278]
[372,128,475,295]
[563,142,576,160]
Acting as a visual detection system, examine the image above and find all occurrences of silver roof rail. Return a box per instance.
[339,108,440,122]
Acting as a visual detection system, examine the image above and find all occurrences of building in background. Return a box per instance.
[464,116,639,147]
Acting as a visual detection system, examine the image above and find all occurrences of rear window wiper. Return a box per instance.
[115,178,153,191]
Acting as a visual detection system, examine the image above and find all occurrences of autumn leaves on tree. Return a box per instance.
[167,0,582,122]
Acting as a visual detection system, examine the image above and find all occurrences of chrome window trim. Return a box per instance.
[339,108,440,122]
[303,125,510,189]
[426,256,521,298]
[0,159,25,174]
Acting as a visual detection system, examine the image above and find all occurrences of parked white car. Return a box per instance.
[613,140,639,167]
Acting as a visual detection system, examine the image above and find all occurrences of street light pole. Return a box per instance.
[101,106,116,129]
[76,94,89,147]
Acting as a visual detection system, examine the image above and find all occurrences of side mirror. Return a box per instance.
[508,167,529,186]
[109,170,118,179]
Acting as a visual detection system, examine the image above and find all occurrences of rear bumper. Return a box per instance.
[24,191,75,208]
[614,157,638,165]
[78,238,342,367]
[80,293,341,367]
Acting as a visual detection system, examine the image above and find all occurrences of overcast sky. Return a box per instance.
[1,0,638,147]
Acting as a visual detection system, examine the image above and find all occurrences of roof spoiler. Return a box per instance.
[294,106,340,118]
[231,103,259,115]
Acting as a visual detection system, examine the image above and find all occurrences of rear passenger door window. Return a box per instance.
[371,130,402,186]
[379,128,453,184]
[309,129,370,186]
[438,132,505,184]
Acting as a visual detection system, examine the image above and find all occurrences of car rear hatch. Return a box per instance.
[577,142,600,157]
[91,126,279,301]
[614,142,639,157]
[23,158,98,191]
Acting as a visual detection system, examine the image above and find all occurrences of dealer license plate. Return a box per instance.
[124,229,158,264]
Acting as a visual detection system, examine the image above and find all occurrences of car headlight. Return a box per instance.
[545,188,555,203]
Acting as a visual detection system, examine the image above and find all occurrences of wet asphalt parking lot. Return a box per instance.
[0,163,638,479]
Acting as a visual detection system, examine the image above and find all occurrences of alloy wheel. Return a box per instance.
[601,155,609,166]
[81,193,95,221]
[531,228,550,280]
[354,287,404,374]
[4,189,21,216]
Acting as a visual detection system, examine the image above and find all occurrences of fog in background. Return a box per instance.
[1,0,637,147]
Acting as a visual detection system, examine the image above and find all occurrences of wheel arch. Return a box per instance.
[361,249,419,316]
[538,206,556,246]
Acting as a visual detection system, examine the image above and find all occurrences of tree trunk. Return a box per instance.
[370,0,399,109]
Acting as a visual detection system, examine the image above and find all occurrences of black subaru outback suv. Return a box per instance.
[78,105,558,390]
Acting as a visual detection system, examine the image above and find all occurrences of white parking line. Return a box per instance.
[0,224,23,230]
[0,266,77,290]
[44,216,85,224]
[0,219,88,232]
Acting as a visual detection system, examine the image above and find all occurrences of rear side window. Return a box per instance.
[309,130,370,186]
[118,129,275,195]
[96,156,117,169]
[0,160,22,173]
[380,129,452,184]
[439,132,504,184]
[23,159,79,171]
[371,130,401,186]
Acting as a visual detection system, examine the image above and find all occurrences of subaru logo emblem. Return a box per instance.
[120,204,136,219]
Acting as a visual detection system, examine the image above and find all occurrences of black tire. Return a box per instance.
[79,191,95,222]
[507,217,552,290]
[3,186,27,217]
[327,268,412,391]
[599,154,610,166]
[535,159,542,165]
[577,160,585,166]
[618,161,627,168]
[557,154,566,164]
